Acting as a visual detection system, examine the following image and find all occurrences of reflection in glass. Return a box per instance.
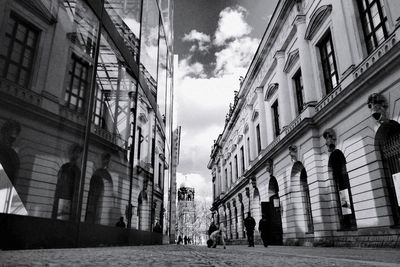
[104,0,142,61]
[157,25,168,120]
[140,0,160,97]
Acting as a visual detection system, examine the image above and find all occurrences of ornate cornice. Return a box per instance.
[305,5,332,40]
[283,49,299,73]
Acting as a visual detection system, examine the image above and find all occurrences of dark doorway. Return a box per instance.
[261,177,283,245]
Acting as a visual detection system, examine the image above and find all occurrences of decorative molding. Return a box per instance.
[367,93,388,123]
[251,110,259,121]
[238,193,243,203]
[283,49,299,73]
[265,158,273,174]
[17,0,57,25]
[243,123,249,134]
[138,112,148,123]
[288,145,298,162]
[250,176,257,189]
[265,83,279,101]
[323,128,336,152]
[238,134,243,142]
[305,5,332,40]
[230,144,237,152]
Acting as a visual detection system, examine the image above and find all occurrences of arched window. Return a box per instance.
[376,121,400,225]
[85,175,104,224]
[300,168,314,233]
[329,150,357,230]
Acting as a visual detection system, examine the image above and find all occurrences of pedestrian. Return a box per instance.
[184,235,188,245]
[177,235,183,244]
[208,221,218,237]
[153,221,162,233]
[244,212,256,247]
[258,214,269,247]
[209,223,226,249]
[115,216,126,228]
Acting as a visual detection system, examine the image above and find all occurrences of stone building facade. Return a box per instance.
[0,0,176,248]
[208,0,400,247]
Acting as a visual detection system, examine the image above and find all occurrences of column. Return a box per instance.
[274,51,292,129]
[255,86,268,149]
[246,104,256,160]
[294,16,317,106]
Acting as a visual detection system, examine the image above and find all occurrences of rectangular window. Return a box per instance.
[158,162,163,188]
[357,0,388,53]
[225,168,228,191]
[240,146,245,174]
[272,101,280,137]
[293,69,305,114]
[318,31,339,94]
[93,84,105,127]
[229,162,233,184]
[137,127,142,161]
[0,13,39,88]
[256,124,261,154]
[234,155,238,180]
[65,54,89,112]
[247,137,251,164]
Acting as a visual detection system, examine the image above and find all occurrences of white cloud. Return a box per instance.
[182,30,211,52]
[214,37,259,76]
[214,6,252,46]
[178,57,206,79]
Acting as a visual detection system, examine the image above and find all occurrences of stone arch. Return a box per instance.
[375,120,400,225]
[290,162,314,235]
[328,149,357,230]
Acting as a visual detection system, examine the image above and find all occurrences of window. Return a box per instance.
[158,162,163,188]
[0,13,39,87]
[318,31,338,94]
[357,0,388,53]
[240,146,245,174]
[225,168,228,191]
[271,101,280,137]
[300,169,314,233]
[293,70,305,114]
[93,84,105,127]
[229,162,233,184]
[256,124,261,154]
[234,155,238,180]
[247,137,251,163]
[137,127,142,161]
[65,55,89,112]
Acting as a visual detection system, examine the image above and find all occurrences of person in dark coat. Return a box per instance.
[184,235,188,245]
[116,216,126,228]
[244,212,256,247]
[177,235,183,244]
[258,214,269,247]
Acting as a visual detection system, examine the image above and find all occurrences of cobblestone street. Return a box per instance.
[1,245,400,267]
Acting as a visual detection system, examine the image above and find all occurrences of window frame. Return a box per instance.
[64,54,90,113]
[271,100,280,137]
[0,12,40,88]
[357,0,388,54]
[318,30,339,95]
[293,69,305,114]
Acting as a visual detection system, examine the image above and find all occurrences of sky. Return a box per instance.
[173,0,279,204]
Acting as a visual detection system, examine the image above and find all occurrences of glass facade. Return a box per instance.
[0,0,174,238]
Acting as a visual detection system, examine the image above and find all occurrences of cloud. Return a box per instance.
[214,37,259,76]
[178,57,206,79]
[214,6,252,46]
[182,30,211,52]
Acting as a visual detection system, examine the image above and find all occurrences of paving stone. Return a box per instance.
[1,245,400,266]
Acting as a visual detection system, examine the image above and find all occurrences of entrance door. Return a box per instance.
[261,200,283,245]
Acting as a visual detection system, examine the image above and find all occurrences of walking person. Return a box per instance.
[115,216,126,228]
[258,214,269,247]
[208,221,218,237]
[244,212,256,247]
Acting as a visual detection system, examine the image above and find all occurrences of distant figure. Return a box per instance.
[184,235,188,245]
[153,221,162,233]
[177,235,183,244]
[116,216,126,228]
[258,214,269,247]
[244,212,256,247]
[208,221,218,237]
